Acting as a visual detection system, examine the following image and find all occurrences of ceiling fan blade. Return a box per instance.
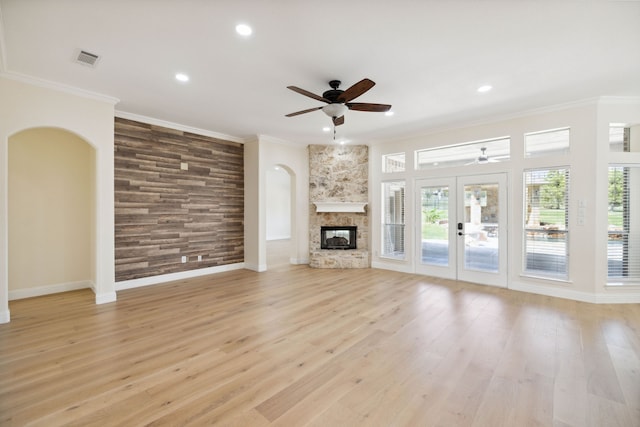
[285,106,323,117]
[346,102,392,112]
[333,115,345,126]
[287,86,330,103]
[337,78,375,103]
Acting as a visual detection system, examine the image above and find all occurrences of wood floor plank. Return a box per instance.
[1,263,639,426]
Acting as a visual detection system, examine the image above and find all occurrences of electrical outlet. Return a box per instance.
[181,255,187,263]
[197,255,202,262]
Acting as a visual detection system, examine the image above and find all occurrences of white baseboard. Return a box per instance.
[289,257,309,265]
[510,281,640,304]
[266,235,291,241]
[94,291,117,304]
[8,280,93,301]
[0,309,10,324]
[115,263,246,291]
[371,260,413,274]
[244,262,267,272]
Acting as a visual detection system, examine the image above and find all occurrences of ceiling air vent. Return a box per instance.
[75,50,100,68]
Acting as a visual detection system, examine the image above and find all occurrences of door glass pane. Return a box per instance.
[421,186,449,266]
[463,183,499,272]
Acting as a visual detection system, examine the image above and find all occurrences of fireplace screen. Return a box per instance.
[321,226,357,250]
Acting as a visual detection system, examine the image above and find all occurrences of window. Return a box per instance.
[524,128,570,158]
[382,152,405,173]
[609,124,640,153]
[416,137,510,169]
[381,181,405,259]
[608,166,640,282]
[523,168,570,278]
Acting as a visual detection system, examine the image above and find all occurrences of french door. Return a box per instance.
[416,173,508,287]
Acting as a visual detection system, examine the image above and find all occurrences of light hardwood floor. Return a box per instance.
[1,265,639,426]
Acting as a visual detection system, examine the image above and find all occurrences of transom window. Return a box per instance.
[416,137,510,169]
[524,128,570,158]
[609,124,640,153]
[382,152,406,173]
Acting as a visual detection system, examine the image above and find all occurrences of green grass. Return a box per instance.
[533,208,623,227]
[608,210,623,227]
[539,208,565,225]
[421,223,448,240]
[539,208,623,227]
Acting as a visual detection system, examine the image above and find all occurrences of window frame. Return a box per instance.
[522,167,571,280]
[381,180,406,260]
[524,127,571,158]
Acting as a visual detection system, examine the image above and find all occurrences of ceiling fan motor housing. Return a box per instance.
[322,90,344,103]
[323,80,344,102]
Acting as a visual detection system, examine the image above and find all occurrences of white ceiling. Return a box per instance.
[1,0,639,146]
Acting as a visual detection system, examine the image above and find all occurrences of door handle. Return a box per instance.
[457,222,464,236]
[458,231,465,236]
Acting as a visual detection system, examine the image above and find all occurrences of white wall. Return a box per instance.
[260,137,309,266]
[0,76,117,323]
[370,97,640,303]
[266,167,291,240]
[243,137,263,271]
[244,135,309,271]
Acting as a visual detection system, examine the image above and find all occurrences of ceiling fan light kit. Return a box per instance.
[286,78,392,127]
[322,103,347,118]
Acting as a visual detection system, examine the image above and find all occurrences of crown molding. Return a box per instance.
[0,70,120,104]
[384,97,606,146]
[115,110,245,144]
[257,134,303,147]
[597,96,640,105]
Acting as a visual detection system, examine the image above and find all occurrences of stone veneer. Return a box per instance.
[309,145,369,268]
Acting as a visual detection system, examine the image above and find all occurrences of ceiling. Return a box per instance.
[1,0,639,146]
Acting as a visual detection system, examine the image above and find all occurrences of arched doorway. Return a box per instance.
[8,127,96,300]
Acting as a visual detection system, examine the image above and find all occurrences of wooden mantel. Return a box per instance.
[313,202,367,213]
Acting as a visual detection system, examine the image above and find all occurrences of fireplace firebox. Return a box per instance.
[321,226,357,250]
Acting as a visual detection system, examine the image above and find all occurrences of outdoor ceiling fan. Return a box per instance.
[285,78,392,126]
[466,147,500,165]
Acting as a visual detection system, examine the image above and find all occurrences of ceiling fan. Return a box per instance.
[465,147,500,165]
[285,78,391,126]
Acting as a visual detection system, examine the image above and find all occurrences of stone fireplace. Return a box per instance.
[309,145,369,268]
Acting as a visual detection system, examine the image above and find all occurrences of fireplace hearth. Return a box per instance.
[321,226,357,250]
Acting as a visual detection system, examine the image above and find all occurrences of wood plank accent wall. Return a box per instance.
[114,118,244,281]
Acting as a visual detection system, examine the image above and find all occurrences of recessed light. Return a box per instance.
[175,73,189,82]
[385,111,395,117]
[236,24,253,36]
[477,85,492,93]
[322,127,331,132]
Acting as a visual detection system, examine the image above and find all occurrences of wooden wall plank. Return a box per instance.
[114,118,244,281]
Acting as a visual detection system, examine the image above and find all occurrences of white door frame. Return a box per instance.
[416,173,508,287]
